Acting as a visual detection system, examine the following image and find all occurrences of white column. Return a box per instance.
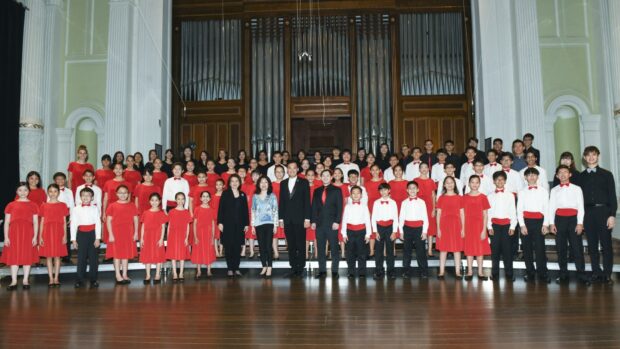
[607,1,620,197]
[104,0,134,155]
[471,0,518,145]
[512,0,551,180]
[18,0,46,180]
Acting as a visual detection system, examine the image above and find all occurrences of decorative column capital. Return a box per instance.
[19,122,44,129]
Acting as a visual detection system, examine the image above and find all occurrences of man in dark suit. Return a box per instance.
[311,170,343,279]
[279,162,312,278]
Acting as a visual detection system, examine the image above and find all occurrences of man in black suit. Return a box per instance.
[311,170,343,279]
[279,162,312,278]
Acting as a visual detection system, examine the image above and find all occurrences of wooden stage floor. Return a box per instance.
[0,270,619,348]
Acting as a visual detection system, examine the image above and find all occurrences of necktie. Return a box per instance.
[528,186,537,190]
[321,187,327,204]
[495,189,504,193]
[61,188,65,192]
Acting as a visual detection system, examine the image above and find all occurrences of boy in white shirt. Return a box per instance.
[345,170,368,206]
[371,183,399,279]
[460,147,477,185]
[382,155,400,182]
[399,181,429,278]
[465,159,495,196]
[437,163,463,197]
[483,149,502,178]
[75,169,102,208]
[405,147,422,181]
[341,186,372,278]
[487,171,517,282]
[431,149,448,183]
[70,187,102,288]
[54,172,74,264]
[336,150,360,183]
[518,150,549,191]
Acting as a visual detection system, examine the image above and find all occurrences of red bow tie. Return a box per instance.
[381,201,388,205]
[82,204,90,207]
[503,169,510,173]
[352,202,360,205]
[489,163,497,166]
[174,178,182,181]
[560,183,569,187]
[409,197,417,201]
[495,189,504,193]
[85,184,92,187]
[413,161,420,165]
[60,188,65,192]
[479,174,484,178]
[528,186,537,190]
[467,161,473,164]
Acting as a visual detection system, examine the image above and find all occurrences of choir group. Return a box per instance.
[1,134,617,290]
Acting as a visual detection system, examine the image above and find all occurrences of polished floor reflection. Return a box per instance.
[0,271,618,348]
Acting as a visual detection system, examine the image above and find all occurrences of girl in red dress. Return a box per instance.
[123,155,142,187]
[106,185,139,285]
[166,192,192,281]
[241,169,259,258]
[221,158,237,187]
[2,182,39,290]
[38,184,69,287]
[134,169,162,215]
[211,179,225,257]
[436,176,465,279]
[246,158,259,184]
[189,171,211,213]
[140,193,168,284]
[332,168,348,259]
[365,165,386,258]
[389,165,408,213]
[305,170,320,259]
[271,164,286,259]
[415,163,438,257]
[152,158,169,190]
[67,145,95,191]
[183,160,199,187]
[206,160,221,189]
[192,191,217,278]
[24,171,47,207]
[102,163,132,242]
[463,175,491,280]
[95,154,114,189]
[360,153,383,185]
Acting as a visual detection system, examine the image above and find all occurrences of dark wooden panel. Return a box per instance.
[291,97,351,119]
[291,118,352,154]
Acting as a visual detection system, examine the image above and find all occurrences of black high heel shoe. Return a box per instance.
[464,274,473,281]
[6,284,17,291]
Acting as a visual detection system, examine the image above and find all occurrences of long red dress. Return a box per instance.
[415,177,438,237]
[463,194,491,256]
[211,193,222,239]
[206,172,221,189]
[139,210,168,263]
[241,183,256,239]
[272,181,285,239]
[189,184,211,210]
[436,194,464,252]
[191,206,217,265]
[221,172,235,187]
[67,161,95,190]
[102,179,133,242]
[166,209,192,260]
[27,188,48,208]
[134,183,161,215]
[389,180,408,214]
[306,180,322,241]
[152,171,168,191]
[95,168,114,189]
[364,179,386,213]
[38,202,69,257]
[123,169,142,187]
[1,201,39,265]
[105,202,138,259]
[183,173,199,187]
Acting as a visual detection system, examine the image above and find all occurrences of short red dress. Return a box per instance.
[221,172,235,187]
[241,183,256,239]
[102,179,133,242]
[463,194,491,256]
[389,180,408,214]
[272,181,285,239]
[68,161,95,190]
[190,185,211,209]
[211,193,222,239]
[191,206,217,265]
[123,169,142,187]
[1,201,39,265]
[27,188,48,208]
[364,179,386,240]
[436,194,464,252]
[105,202,138,259]
[166,208,192,260]
[134,183,161,215]
[95,168,114,189]
[360,166,383,184]
[415,177,438,237]
[183,173,199,187]
[38,202,69,257]
[206,172,221,189]
[152,171,168,191]
[139,209,168,264]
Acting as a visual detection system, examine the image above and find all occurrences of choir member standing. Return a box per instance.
[483,150,501,179]
[192,191,217,279]
[38,184,69,287]
[70,187,101,289]
[218,175,249,277]
[404,147,422,181]
[166,192,192,281]
[414,163,437,257]
[518,150,549,191]
[463,175,491,280]
[436,176,465,279]
[67,145,95,191]
[139,193,167,284]
[420,139,438,173]
[96,154,115,189]
[251,176,279,278]
[53,172,74,263]
[123,155,142,188]
[335,150,360,183]
[487,171,517,282]
[312,170,343,279]
[134,169,161,216]
[372,183,400,279]
[341,186,372,278]
[106,185,139,285]
[151,158,169,190]
[305,170,321,260]
[162,163,190,211]
[387,165,408,210]
[74,169,102,208]
[23,171,47,207]
[2,183,39,290]
[399,181,429,278]
[271,165,286,260]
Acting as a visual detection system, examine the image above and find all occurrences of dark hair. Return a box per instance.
[555,164,571,175]
[436,148,447,156]
[486,149,498,156]
[320,169,332,177]
[82,168,94,176]
[172,162,184,170]
[255,176,273,195]
[341,149,352,156]
[47,183,60,191]
[465,146,477,153]
[468,137,479,143]
[412,146,422,153]
[149,192,162,201]
[215,178,225,185]
[525,149,538,158]
[175,192,186,201]
[407,180,418,188]
[441,176,459,195]
[350,185,363,195]
[523,133,534,141]
[227,174,242,189]
[523,167,540,176]
[378,183,391,191]
[583,145,600,156]
[26,171,42,188]
[393,164,404,173]
[16,181,29,192]
[80,187,94,197]
[473,159,485,166]
[500,152,514,161]
[143,168,154,179]
[53,172,66,180]
[559,151,577,171]
[444,139,454,145]
[512,139,525,147]
[347,169,359,177]
[134,152,145,169]
[199,190,211,200]
[115,185,129,193]
[468,174,480,184]
[493,138,503,145]
[101,154,112,162]
[113,151,125,164]
[492,171,507,181]
[444,162,455,168]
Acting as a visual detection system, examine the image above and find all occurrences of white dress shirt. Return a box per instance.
[464,173,495,196]
[502,168,524,194]
[460,161,475,184]
[345,184,368,206]
[487,189,517,230]
[431,163,446,183]
[70,204,102,241]
[371,197,399,233]
[340,201,373,238]
[74,183,102,208]
[57,187,75,216]
[336,162,360,183]
[519,166,549,191]
[437,176,464,197]
[483,162,502,178]
[398,197,429,235]
[517,185,550,226]
[267,164,289,182]
[383,167,395,182]
[288,176,297,193]
[162,177,190,209]
[405,161,421,181]
[548,183,584,225]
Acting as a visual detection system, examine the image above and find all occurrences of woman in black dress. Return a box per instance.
[217,174,249,277]
[552,151,580,187]
[215,149,228,175]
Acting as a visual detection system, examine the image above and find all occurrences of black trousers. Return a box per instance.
[285,221,306,273]
[402,226,428,275]
[375,225,395,274]
[584,206,613,278]
[522,218,547,276]
[256,224,274,267]
[316,224,340,273]
[555,215,586,279]
[64,220,72,260]
[491,224,513,277]
[346,230,367,275]
[223,237,242,272]
[76,231,99,283]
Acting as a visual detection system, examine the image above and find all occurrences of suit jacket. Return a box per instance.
[311,185,343,227]
[278,176,311,224]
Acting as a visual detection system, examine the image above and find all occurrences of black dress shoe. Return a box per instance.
[153,279,161,284]
[22,284,30,290]
[580,278,592,286]
[506,275,515,282]
[359,274,366,279]
[332,272,339,279]
[455,275,463,280]
[523,274,535,283]
[90,281,99,288]
[604,277,614,285]
[115,280,126,286]
[464,275,473,281]
[490,275,499,282]
[419,273,428,279]
[402,272,410,279]
[478,275,488,281]
[373,273,383,280]
[6,284,17,291]
[347,274,355,279]
[314,272,327,279]
[48,283,55,289]
[144,279,151,285]
[74,282,83,289]
[555,276,569,284]
[437,274,445,280]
